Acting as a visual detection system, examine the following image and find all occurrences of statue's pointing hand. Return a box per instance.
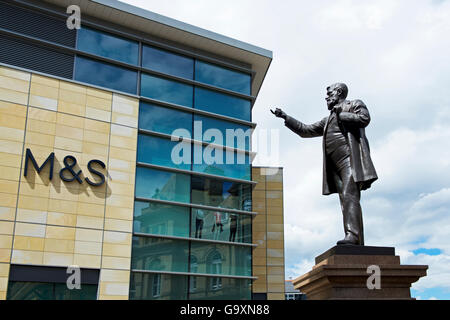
[270,107,287,120]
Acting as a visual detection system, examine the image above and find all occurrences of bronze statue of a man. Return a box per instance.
[272,83,377,245]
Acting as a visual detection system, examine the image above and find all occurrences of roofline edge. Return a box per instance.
[92,0,273,59]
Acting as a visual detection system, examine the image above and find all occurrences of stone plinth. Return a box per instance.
[293,245,428,300]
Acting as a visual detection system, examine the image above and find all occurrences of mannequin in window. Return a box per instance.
[229,213,238,242]
[212,211,224,240]
[195,209,205,238]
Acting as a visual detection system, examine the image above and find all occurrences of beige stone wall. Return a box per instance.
[0,65,138,300]
[252,167,285,300]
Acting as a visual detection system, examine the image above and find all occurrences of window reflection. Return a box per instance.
[131,236,189,273]
[194,114,251,151]
[194,87,251,121]
[193,145,250,180]
[187,277,251,300]
[139,102,192,135]
[135,167,252,212]
[134,201,190,238]
[152,273,161,297]
[7,282,98,300]
[142,45,193,79]
[137,134,191,171]
[208,250,223,290]
[141,73,193,107]
[74,56,137,94]
[195,60,251,95]
[129,273,188,300]
[77,26,139,65]
[135,167,190,203]
[191,208,251,243]
[191,175,252,211]
[189,256,198,293]
[190,242,251,277]
[131,273,251,300]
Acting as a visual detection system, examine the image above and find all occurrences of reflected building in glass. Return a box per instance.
[0,0,279,300]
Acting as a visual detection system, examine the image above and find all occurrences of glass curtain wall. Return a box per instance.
[74,24,255,300]
[74,26,252,121]
[7,282,98,300]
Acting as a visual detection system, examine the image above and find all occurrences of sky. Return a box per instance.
[122,0,450,299]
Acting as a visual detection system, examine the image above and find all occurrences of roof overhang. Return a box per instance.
[42,0,272,97]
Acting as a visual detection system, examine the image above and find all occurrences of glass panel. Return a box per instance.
[131,236,189,273]
[190,242,252,276]
[191,176,252,211]
[141,73,193,107]
[7,282,54,300]
[191,209,251,243]
[137,134,191,171]
[135,167,190,203]
[195,60,251,95]
[134,201,189,238]
[188,277,251,300]
[194,87,251,121]
[142,45,193,79]
[6,282,98,300]
[129,272,188,300]
[77,26,138,65]
[193,145,250,180]
[139,102,192,136]
[194,114,251,151]
[54,283,98,300]
[74,56,137,94]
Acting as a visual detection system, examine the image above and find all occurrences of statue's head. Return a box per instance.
[326,83,348,110]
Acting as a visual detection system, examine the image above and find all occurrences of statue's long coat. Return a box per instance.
[284,99,378,195]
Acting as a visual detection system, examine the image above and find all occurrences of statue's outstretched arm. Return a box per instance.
[339,100,370,128]
[270,107,326,138]
[285,115,327,138]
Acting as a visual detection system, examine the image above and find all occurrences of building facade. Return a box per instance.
[0,0,274,300]
[285,280,305,300]
[252,167,285,300]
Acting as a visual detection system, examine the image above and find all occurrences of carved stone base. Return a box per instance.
[292,245,428,300]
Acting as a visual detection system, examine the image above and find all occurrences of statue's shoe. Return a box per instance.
[336,234,359,245]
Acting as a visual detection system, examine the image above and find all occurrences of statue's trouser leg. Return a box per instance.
[337,159,364,245]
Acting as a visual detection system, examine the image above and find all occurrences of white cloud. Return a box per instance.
[285,258,315,279]
[317,0,398,31]
[371,126,450,194]
[409,189,450,223]
[404,253,450,291]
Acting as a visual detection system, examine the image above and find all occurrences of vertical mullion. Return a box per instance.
[187,58,196,300]
[72,26,78,80]
[137,41,142,95]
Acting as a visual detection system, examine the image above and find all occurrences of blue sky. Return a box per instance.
[123,0,450,299]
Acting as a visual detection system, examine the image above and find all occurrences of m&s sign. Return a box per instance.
[23,148,106,186]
